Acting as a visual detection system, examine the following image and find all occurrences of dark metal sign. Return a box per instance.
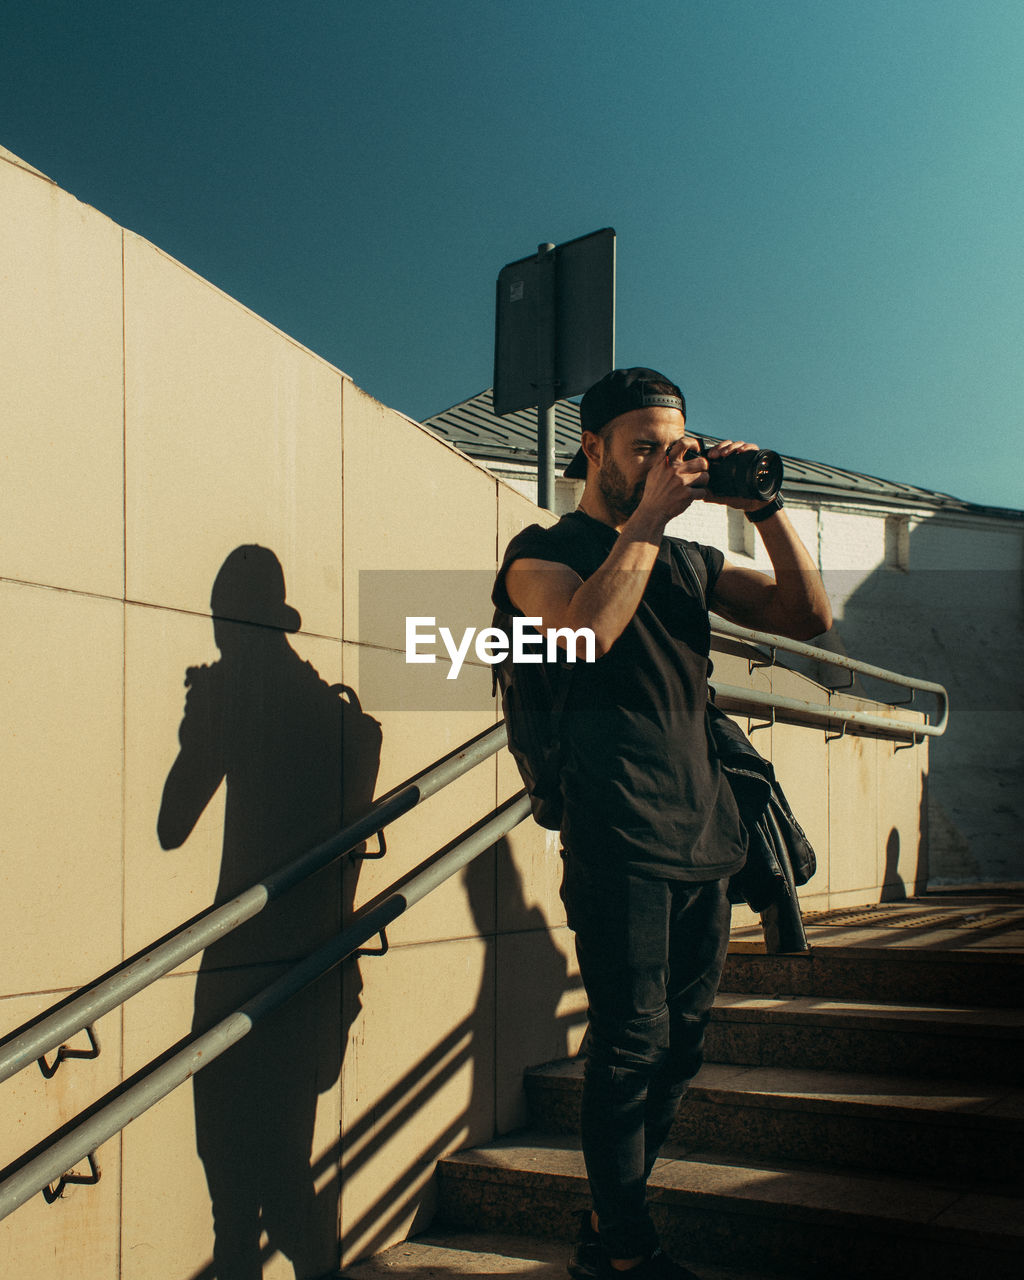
[493,228,616,417]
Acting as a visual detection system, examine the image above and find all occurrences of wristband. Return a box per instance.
[745,495,784,524]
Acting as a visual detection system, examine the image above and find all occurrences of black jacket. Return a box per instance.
[708,700,817,953]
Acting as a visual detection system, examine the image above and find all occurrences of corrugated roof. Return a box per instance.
[425,391,583,464]
[424,389,1022,518]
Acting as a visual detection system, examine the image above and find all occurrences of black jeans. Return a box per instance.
[561,854,732,1261]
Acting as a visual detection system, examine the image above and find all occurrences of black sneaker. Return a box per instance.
[567,1208,603,1279]
[595,1247,702,1280]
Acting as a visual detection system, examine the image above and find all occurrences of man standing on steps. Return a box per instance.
[491,368,831,1279]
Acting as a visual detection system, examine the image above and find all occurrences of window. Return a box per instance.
[885,515,910,570]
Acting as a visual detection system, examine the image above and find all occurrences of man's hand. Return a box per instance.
[635,436,711,523]
[699,440,771,511]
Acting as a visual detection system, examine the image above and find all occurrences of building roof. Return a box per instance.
[424,389,1022,519]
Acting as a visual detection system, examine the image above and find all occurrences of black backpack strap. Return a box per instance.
[490,606,575,763]
[546,657,575,746]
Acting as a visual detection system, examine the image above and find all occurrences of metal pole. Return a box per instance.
[537,399,556,511]
[709,682,943,739]
[708,616,948,737]
[710,617,948,700]
[535,242,557,510]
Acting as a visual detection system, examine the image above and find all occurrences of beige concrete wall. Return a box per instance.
[0,148,926,1277]
[0,149,586,1277]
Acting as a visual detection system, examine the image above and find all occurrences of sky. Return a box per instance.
[2,1,1023,510]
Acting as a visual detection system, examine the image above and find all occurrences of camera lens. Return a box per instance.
[750,450,783,499]
[706,449,783,500]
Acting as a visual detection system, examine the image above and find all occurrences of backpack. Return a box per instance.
[490,609,575,829]
[492,539,710,831]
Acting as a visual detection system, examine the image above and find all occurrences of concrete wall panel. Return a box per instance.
[123,234,344,637]
[0,157,124,598]
[0,581,124,995]
[339,935,494,1268]
[827,731,880,898]
[120,966,343,1280]
[340,643,498,948]
[0,995,121,1280]
[771,717,831,907]
[495,925,586,1132]
[342,382,497,648]
[497,481,557,554]
[497,814,565,934]
[876,737,928,899]
[119,973,212,1280]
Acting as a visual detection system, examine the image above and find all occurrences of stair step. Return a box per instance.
[525,1058,1024,1181]
[721,947,1024,1010]
[437,1133,1024,1280]
[339,1229,777,1278]
[706,992,1024,1083]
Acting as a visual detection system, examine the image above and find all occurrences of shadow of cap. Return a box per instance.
[211,545,302,632]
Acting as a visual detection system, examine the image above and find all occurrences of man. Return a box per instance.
[491,368,831,1279]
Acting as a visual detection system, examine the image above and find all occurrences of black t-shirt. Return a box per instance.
[493,509,746,881]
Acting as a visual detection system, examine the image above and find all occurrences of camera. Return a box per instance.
[683,442,784,501]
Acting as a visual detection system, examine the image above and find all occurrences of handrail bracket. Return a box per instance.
[37,1025,100,1080]
[350,829,388,861]
[43,1152,100,1203]
[356,930,390,958]
[747,707,775,734]
[748,645,776,674]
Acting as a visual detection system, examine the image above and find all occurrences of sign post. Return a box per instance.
[493,228,615,510]
[534,243,557,509]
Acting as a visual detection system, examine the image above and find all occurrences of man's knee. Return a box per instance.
[663,1008,711,1084]
[583,1006,672,1075]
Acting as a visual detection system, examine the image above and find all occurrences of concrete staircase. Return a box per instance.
[436,901,1023,1280]
[344,897,1024,1279]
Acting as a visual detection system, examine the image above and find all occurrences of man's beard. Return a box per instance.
[598,454,646,521]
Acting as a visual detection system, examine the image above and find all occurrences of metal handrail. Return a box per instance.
[0,720,509,1087]
[0,623,947,1220]
[0,625,944,1091]
[709,616,948,740]
[0,793,532,1222]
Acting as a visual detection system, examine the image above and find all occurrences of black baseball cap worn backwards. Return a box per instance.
[564,367,687,479]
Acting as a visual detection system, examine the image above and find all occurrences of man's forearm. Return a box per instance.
[559,507,666,656]
[753,510,832,638]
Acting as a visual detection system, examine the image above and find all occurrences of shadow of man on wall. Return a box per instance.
[158,545,382,1280]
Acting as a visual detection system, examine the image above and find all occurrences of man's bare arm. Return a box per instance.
[505,440,713,655]
[504,516,662,658]
[711,509,832,641]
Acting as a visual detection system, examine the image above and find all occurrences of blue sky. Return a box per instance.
[3,1,1022,509]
